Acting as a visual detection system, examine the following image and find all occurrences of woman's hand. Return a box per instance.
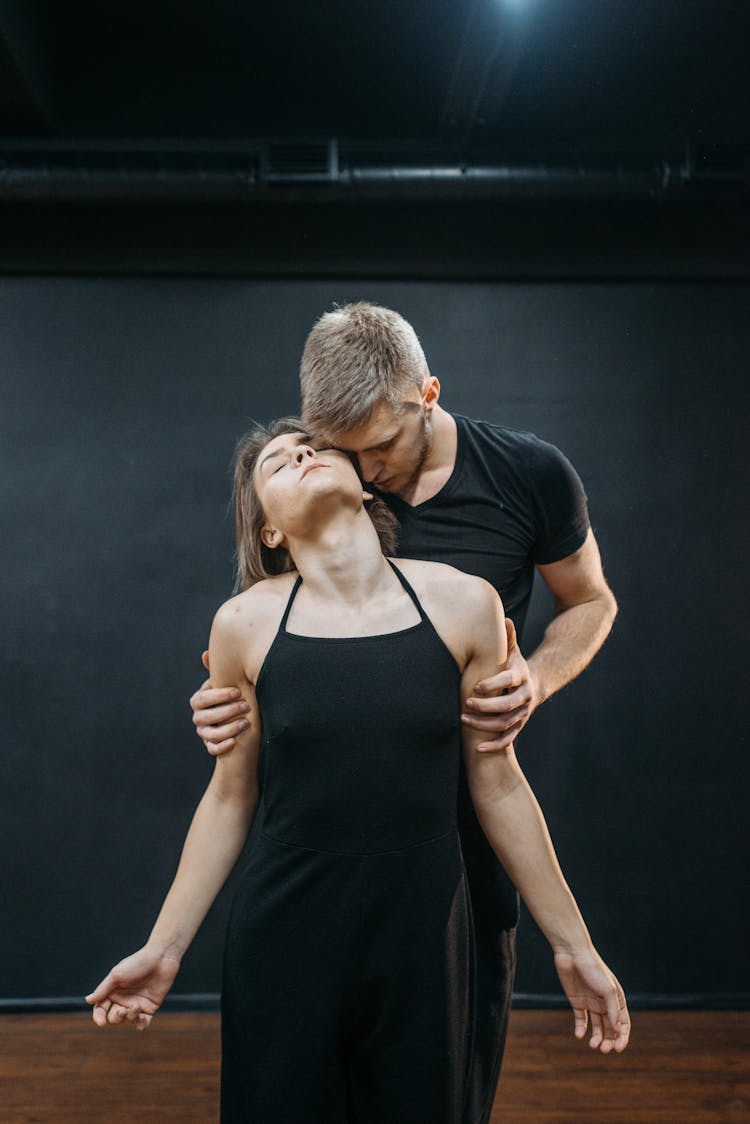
[85,948,181,1031]
[554,947,631,1054]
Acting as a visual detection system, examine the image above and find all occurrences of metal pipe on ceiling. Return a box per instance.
[0,142,745,204]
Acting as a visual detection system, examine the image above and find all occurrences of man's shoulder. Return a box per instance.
[454,413,576,480]
[456,413,556,455]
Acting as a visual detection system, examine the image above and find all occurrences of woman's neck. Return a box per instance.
[286,511,395,607]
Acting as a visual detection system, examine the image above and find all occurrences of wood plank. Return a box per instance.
[0,1011,747,1122]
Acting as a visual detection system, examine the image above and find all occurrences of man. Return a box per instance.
[190,302,617,1123]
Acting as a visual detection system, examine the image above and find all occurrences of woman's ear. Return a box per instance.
[261,525,286,550]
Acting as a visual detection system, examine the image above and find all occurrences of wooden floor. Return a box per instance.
[1,1011,748,1122]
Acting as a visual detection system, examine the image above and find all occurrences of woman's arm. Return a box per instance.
[86,601,263,1030]
[459,578,630,1053]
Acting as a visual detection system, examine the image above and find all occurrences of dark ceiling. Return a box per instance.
[0,0,747,154]
[1,0,748,275]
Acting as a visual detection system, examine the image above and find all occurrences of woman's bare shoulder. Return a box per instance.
[211,573,299,640]
[391,557,502,614]
[391,558,503,670]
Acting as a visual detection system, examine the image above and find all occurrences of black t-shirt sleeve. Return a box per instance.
[527,437,590,565]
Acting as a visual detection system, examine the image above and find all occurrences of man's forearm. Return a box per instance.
[145,781,257,962]
[528,591,617,706]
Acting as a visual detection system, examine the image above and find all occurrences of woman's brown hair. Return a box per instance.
[233,417,398,592]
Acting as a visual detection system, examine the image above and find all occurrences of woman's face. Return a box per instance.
[254,431,363,537]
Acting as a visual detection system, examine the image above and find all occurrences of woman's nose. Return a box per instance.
[293,444,316,466]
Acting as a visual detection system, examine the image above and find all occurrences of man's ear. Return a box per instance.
[421,374,440,412]
[261,525,286,550]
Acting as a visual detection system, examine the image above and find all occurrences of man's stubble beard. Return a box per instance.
[391,410,433,498]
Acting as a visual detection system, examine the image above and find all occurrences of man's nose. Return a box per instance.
[357,452,381,482]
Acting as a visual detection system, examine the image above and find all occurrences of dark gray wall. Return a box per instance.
[2,278,748,1006]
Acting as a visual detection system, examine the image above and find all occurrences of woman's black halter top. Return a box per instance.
[253,559,463,855]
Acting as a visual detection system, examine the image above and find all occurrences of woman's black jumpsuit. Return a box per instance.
[221,561,481,1124]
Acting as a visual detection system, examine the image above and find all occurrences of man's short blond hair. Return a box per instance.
[300,302,427,437]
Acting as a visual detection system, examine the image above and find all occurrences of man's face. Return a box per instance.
[334,395,433,496]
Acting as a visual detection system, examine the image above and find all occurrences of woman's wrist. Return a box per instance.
[143,934,186,965]
[547,918,595,957]
[551,935,596,957]
[535,892,595,956]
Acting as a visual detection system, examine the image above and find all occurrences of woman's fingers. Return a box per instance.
[588,1010,604,1050]
[90,994,147,1030]
[92,1001,110,1027]
[106,1002,130,1025]
[572,1006,588,1040]
[605,983,629,1049]
[612,983,632,1052]
[86,972,119,1006]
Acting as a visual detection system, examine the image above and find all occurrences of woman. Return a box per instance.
[87,417,630,1123]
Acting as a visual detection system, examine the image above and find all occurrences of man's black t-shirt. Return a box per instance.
[382,413,590,640]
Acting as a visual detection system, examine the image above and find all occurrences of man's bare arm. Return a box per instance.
[463,529,617,751]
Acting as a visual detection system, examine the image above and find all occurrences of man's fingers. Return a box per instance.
[206,737,238,757]
[573,1007,588,1040]
[198,720,249,746]
[465,691,529,715]
[192,701,248,728]
[476,723,524,752]
[473,668,524,696]
[505,617,518,653]
[461,709,528,733]
[191,683,244,710]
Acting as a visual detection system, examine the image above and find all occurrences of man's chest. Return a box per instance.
[389,488,537,605]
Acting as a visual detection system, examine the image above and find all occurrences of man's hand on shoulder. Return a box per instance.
[190,649,251,758]
[462,615,542,753]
